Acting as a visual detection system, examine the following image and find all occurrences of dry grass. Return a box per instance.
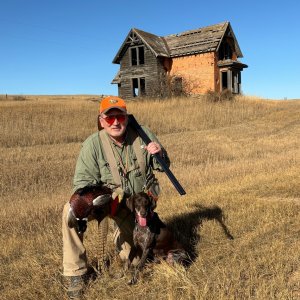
[0,95,299,300]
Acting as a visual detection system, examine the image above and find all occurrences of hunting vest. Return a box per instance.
[99,127,146,188]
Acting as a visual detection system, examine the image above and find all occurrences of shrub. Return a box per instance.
[205,89,235,102]
[13,95,26,101]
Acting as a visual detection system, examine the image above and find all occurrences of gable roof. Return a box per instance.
[112,28,169,64]
[133,29,170,57]
[112,21,243,64]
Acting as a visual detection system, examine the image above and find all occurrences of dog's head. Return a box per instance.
[126,192,156,218]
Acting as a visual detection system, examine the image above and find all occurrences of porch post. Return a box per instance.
[227,70,232,92]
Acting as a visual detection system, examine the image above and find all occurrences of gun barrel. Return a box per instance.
[128,114,186,196]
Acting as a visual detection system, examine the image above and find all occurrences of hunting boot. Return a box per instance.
[65,269,97,300]
[65,275,86,300]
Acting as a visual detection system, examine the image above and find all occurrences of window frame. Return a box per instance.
[132,77,146,97]
[130,46,145,66]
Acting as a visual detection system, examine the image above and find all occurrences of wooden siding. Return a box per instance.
[118,44,167,99]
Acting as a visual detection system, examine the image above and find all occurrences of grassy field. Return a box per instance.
[0,95,299,300]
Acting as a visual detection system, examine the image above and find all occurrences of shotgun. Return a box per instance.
[128,114,186,196]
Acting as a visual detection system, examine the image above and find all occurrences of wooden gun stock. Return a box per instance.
[128,114,186,196]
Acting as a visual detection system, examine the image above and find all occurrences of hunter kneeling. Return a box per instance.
[62,96,171,299]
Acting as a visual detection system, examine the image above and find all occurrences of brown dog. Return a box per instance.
[126,192,188,283]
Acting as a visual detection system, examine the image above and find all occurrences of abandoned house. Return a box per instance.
[111,21,248,99]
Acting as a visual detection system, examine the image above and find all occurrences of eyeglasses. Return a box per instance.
[101,114,126,126]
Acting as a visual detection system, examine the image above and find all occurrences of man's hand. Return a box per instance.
[144,142,162,156]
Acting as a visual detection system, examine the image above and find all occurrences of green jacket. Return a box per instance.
[73,126,170,195]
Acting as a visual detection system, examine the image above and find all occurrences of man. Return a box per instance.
[62,96,170,299]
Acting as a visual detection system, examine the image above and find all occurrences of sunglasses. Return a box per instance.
[101,114,126,126]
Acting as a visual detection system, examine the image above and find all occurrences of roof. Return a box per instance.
[113,21,244,64]
[165,21,243,57]
[112,29,169,64]
[217,59,248,69]
[133,29,169,57]
[111,70,121,84]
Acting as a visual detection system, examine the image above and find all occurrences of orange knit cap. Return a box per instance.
[99,96,127,114]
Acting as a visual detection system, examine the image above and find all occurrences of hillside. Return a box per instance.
[0,95,299,299]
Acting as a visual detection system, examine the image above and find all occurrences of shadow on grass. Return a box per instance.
[166,205,234,263]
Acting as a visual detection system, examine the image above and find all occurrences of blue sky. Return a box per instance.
[1,0,299,100]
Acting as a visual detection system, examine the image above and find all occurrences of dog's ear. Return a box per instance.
[126,196,135,212]
[150,196,157,210]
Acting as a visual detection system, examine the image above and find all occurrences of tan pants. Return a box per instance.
[62,202,138,276]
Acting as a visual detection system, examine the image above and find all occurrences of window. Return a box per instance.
[140,78,145,95]
[138,47,144,64]
[131,48,137,65]
[219,41,233,60]
[130,46,144,66]
[132,77,145,97]
[132,78,138,96]
[221,72,228,89]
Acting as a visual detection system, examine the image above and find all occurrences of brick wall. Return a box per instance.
[168,52,218,94]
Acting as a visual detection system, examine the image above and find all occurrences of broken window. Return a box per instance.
[138,47,144,64]
[219,41,233,60]
[132,77,146,97]
[130,46,145,66]
[131,48,137,65]
[140,78,145,95]
[221,72,228,90]
[132,78,138,96]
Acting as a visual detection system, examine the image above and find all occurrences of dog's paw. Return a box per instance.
[127,276,137,285]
